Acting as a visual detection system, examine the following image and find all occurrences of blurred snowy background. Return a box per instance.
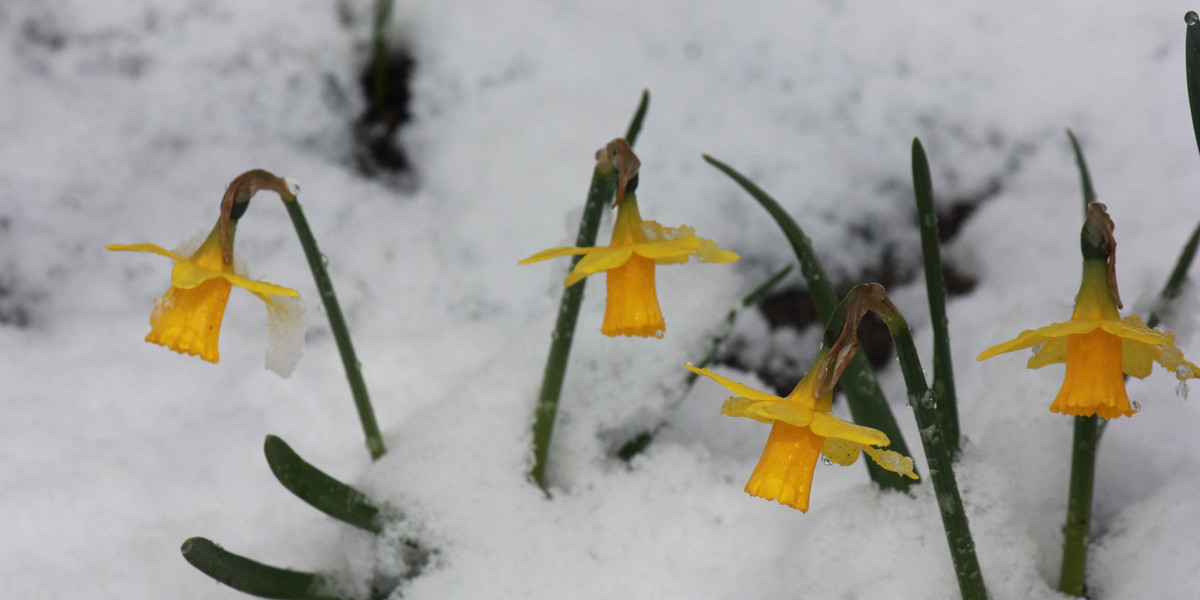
[2,1,1199,598]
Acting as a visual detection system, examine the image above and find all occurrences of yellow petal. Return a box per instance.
[695,237,739,263]
[171,261,299,298]
[1098,317,1174,346]
[1027,337,1068,369]
[809,412,890,446]
[863,447,918,479]
[171,260,227,290]
[1122,338,1158,379]
[106,242,188,262]
[821,437,863,466]
[632,237,700,261]
[685,364,782,403]
[518,245,594,265]
[564,246,633,287]
[978,319,1099,360]
[721,396,815,427]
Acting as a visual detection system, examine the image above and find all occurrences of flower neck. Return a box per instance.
[192,222,236,273]
[610,194,646,246]
[1072,258,1120,320]
[788,349,834,412]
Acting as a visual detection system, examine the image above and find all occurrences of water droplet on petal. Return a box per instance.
[1176,364,1193,379]
[1130,400,1142,413]
[1177,380,1190,402]
[820,456,833,466]
[1187,11,1199,25]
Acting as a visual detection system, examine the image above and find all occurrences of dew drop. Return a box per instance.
[1176,364,1194,379]
[285,177,301,196]
[1177,380,1190,402]
[1187,11,1199,25]
[821,456,833,466]
[1130,400,1142,413]
[320,253,330,267]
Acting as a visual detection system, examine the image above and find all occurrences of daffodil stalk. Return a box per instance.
[528,91,650,488]
[829,283,987,600]
[702,154,918,491]
[223,170,386,461]
[911,138,961,458]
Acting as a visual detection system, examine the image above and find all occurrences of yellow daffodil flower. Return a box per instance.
[686,359,916,512]
[978,203,1197,419]
[978,259,1195,418]
[521,195,738,338]
[108,223,299,364]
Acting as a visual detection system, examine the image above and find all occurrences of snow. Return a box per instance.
[3,0,1200,598]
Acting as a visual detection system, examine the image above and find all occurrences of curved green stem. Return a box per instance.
[833,284,986,600]
[282,196,386,461]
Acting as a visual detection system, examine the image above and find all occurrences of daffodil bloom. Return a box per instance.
[686,359,916,512]
[978,257,1197,419]
[520,195,738,338]
[108,223,300,366]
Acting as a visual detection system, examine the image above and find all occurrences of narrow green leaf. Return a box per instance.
[703,154,917,488]
[911,138,961,458]
[616,264,794,460]
[624,90,651,146]
[181,537,342,600]
[1185,12,1200,159]
[1066,129,1097,211]
[702,155,836,318]
[1149,221,1200,329]
[264,435,384,534]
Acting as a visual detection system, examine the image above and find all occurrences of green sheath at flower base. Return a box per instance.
[702,154,917,490]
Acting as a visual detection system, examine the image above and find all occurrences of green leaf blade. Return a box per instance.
[264,435,384,534]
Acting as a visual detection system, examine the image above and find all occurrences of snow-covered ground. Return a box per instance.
[3,1,1199,598]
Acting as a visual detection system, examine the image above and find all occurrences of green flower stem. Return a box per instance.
[281,195,386,461]
[911,138,960,458]
[529,91,650,489]
[861,287,986,600]
[529,162,616,488]
[1059,415,1098,596]
[1056,134,1107,593]
[702,154,917,490]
